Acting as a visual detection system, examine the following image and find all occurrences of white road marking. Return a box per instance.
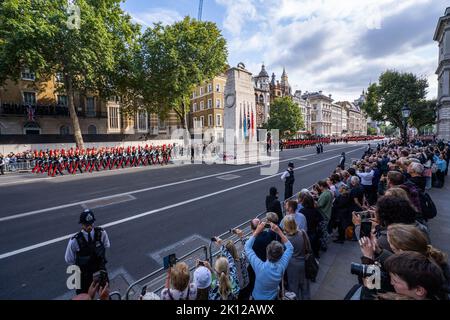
[0,147,364,260]
[0,144,359,223]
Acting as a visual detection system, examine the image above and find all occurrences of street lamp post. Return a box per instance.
[401,104,411,146]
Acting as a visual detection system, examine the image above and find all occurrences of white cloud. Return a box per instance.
[130,8,182,27]
[217,0,442,101]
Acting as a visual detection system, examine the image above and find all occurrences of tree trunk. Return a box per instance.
[65,76,85,149]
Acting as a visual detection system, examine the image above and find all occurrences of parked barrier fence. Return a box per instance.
[124,245,209,300]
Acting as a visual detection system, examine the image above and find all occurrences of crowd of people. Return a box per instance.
[152,138,449,301]
[65,137,449,301]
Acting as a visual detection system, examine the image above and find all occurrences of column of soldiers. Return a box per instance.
[31,144,173,176]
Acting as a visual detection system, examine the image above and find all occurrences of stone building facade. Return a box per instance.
[434,7,450,140]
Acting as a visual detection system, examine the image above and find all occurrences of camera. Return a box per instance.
[350,263,376,278]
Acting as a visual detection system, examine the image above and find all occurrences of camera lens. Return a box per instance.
[350,263,366,277]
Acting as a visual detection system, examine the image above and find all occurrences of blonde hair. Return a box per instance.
[225,240,240,262]
[215,257,231,300]
[387,224,448,266]
[283,215,299,236]
[170,262,190,291]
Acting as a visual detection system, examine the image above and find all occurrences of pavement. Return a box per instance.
[311,176,450,300]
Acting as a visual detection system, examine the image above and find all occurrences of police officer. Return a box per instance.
[65,209,110,294]
[281,162,295,200]
[338,152,346,170]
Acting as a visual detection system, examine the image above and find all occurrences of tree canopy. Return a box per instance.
[0,0,140,147]
[267,96,304,139]
[361,70,430,141]
[137,17,228,129]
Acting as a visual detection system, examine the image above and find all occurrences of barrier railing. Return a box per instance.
[109,291,122,300]
[124,245,209,300]
[3,160,36,172]
[208,211,268,265]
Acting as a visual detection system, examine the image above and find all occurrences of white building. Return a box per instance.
[434,7,450,140]
[293,90,311,132]
[302,91,333,136]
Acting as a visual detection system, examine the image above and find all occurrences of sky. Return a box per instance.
[120,0,447,102]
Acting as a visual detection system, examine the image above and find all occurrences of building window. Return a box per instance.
[159,119,166,129]
[88,125,97,134]
[193,102,197,112]
[86,97,95,116]
[208,84,212,93]
[23,122,40,135]
[23,92,36,105]
[216,114,222,127]
[208,114,213,126]
[216,84,220,92]
[60,125,70,135]
[21,69,35,81]
[193,117,198,128]
[200,87,204,95]
[136,110,148,132]
[200,101,204,110]
[108,105,120,131]
[57,95,68,106]
[216,99,221,108]
[200,116,204,128]
[207,99,212,109]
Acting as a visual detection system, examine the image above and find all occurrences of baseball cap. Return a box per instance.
[193,266,212,289]
[79,209,96,225]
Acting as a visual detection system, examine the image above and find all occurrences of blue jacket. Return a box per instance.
[436,159,447,172]
[245,236,293,300]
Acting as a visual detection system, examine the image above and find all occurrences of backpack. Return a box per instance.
[419,192,437,220]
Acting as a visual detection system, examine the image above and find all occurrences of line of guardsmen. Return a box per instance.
[31,144,173,176]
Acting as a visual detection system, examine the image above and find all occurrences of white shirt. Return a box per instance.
[357,170,374,186]
[281,169,292,181]
[65,228,110,265]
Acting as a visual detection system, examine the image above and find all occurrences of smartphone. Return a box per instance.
[163,253,177,270]
[93,270,108,287]
[356,211,370,221]
[264,223,271,228]
[360,221,372,238]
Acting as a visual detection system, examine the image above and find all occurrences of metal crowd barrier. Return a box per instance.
[125,245,209,300]
[3,160,36,172]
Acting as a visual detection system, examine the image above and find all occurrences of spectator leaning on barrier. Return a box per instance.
[161,262,197,300]
[209,237,240,300]
[282,215,311,300]
[193,263,212,300]
[265,187,283,223]
[349,176,364,209]
[224,230,251,300]
[245,221,293,300]
[281,200,307,232]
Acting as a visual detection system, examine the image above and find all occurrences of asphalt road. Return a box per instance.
[0,142,371,299]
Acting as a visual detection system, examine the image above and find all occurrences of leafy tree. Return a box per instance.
[139,17,228,129]
[0,0,140,148]
[410,99,436,132]
[367,127,377,136]
[380,123,397,137]
[267,96,304,139]
[361,70,428,142]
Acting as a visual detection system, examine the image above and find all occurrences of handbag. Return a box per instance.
[301,230,320,282]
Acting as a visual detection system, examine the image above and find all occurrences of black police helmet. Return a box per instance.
[79,209,96,225]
